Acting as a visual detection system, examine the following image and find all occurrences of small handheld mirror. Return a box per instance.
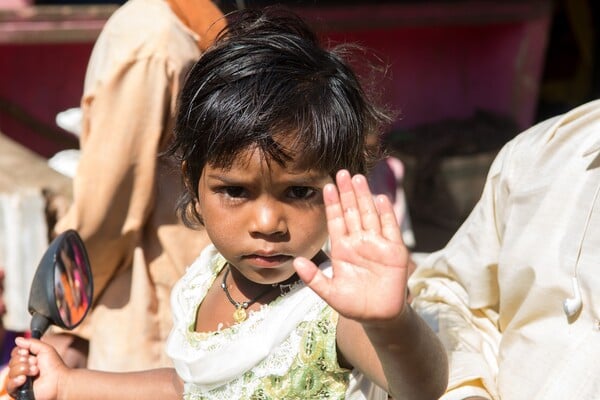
[15,229,93,400]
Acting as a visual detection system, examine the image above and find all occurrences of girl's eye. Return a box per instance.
[222,186,247,198]
[287,186,316,200]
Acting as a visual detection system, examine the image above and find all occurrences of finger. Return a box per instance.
[15,336,33,351]
[351,174,381,233]
[8,373,28,393]
[323,182,348,240]
[9,360,38,378]
[293,257,331,300]
[10,344,23,358]
[26,340,52,360]
[335,170,362,234]
[7,350,37,380]
[15,337,48,358]
[8,347,29,371]
[375,194,403,243]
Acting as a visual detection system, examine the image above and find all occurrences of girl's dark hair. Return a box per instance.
[168,7,393,227]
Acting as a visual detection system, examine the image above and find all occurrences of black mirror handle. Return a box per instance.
[12,314,49,400]
[13,379,34,400]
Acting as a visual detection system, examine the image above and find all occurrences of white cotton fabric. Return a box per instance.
[410,99,600,400]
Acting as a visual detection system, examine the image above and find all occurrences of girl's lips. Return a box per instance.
[242,254,293,267]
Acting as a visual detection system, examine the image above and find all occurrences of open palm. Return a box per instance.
[294,170,410,322]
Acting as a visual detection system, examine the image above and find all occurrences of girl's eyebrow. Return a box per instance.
[205,173,244,184]
[205,171,329,185]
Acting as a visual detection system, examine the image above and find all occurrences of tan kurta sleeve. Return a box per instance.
[55,53,176,304]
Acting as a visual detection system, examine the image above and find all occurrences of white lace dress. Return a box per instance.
[166,245,388,400]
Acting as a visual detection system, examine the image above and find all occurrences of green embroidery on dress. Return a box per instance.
[249,306,349,400]
[184,307,349,400]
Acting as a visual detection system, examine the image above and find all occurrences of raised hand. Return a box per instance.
[293,169,410,322]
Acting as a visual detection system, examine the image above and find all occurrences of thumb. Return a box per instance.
[17,337,64,365]
[15,337,46,355]
[293,257,331,300]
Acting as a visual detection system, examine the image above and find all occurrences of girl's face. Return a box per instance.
[196,146,332,284]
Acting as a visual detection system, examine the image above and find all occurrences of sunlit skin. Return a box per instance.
[197,146,332,285]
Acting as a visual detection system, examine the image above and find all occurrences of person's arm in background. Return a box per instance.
[55,54,175,304]
[45,54,177,367]
[408,136,522,400]
[47,3,227,370]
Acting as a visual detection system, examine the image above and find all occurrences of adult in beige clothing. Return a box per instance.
[52,0,226,372]
[410,99,600,399]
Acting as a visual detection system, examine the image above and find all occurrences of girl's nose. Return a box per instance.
[250,200,288,238]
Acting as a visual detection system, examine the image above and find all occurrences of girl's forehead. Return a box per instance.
[210,140,307,168]
[209,146,324,176]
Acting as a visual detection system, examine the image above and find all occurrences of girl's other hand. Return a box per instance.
[7,337,65,400]
[294,169,409,322]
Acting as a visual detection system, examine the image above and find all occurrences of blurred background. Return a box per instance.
[1,0,599,254]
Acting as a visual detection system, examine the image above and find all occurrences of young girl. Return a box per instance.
[6,8,448,400]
